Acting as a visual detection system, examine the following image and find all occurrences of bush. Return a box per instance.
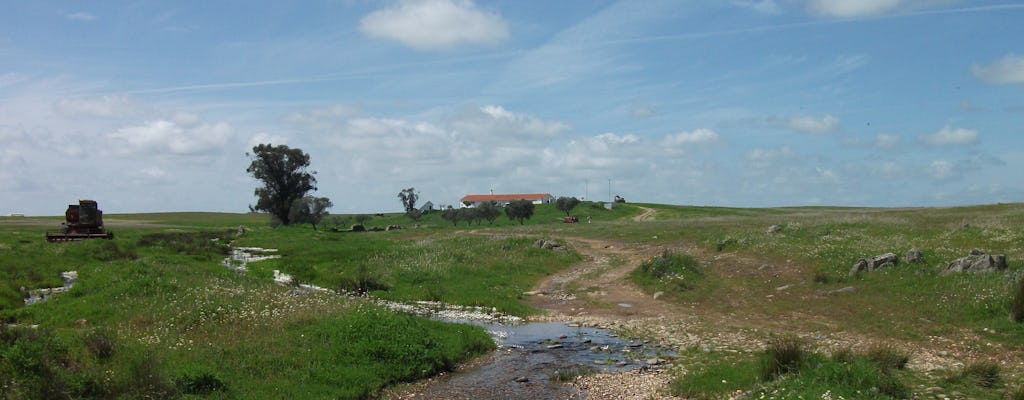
[83,329,115,360]
[961,360,1001,388]
[1009,384,1024,400]
[639,250,701,279]
[1011,277,1024,323]
[761,335,806,380]
[174,367,227,395]
[865,343,909,372]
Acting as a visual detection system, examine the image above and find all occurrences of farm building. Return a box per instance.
[460,193,554,208]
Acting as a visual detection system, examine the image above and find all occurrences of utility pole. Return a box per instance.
[608,178,612,209]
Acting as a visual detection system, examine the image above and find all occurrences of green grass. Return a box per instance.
[671,343,911,399]
[231,225,579,315]
[629,250,716,301]
[0,220,500,399]
[593,203,1024,344]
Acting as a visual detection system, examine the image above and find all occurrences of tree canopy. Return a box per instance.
[505,199,535,225]
[246,144,317,225]
[289,196,333,231]
[477,201,501,225]
[555,196,581,216]
[398,187,422,221]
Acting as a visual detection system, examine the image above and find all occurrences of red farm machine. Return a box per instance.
[45,200,114,242]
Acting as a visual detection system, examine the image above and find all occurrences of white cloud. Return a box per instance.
[109,118,233,155]
[360,0,509,51]
[787,114,840,134]
[918,126,979,146]
[66,12,97,21]
[456,105,569,140]
[734,0,782,14]
[929,160,955,180]
[971,54,1024,85]
[807,0,903,17]
[661,128,720,147]
[874,133,901,149]
[595,132,639,145]
[54,95,146,119]
[746,146,795,163]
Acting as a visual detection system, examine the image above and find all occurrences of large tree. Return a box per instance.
[477,201,501,225]
[505,199,535,225]
[289,196,333,231]
[398,187,422,221]
[246,144,317,225]
[555,196,581,216]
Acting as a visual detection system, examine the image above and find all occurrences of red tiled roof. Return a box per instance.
[460,193,551,202]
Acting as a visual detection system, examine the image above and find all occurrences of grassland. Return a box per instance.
[3,201,1024,399]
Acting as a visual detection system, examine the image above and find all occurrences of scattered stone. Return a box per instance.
[646,358,662,366]
[652,291,664,300]
[944,249,1008,273]
[817,286,856,295]
[558,334,568,339]
[522,290,542,296]
[615,361,630,367]
[905,247,924,264]
[547,344,564,349]
[514,376,529,383]
[775,284,793,291]
[766,224,783,234]
[849,252,899,276]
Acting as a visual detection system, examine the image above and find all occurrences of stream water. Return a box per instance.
[225,246,673,398]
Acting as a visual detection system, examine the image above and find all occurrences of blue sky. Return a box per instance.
[2,0,1023,215]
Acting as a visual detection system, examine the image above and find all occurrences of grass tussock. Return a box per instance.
[672,339,912,400]
[948,360,1002,388]
[1011,277,1024,323]
[761,335,806,380]
[631,250,705,295]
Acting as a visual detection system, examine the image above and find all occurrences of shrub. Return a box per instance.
[1011,277,1024,323]
[761,335,806,380]
[83,329,115,360]
[1009,384,1024,400]
[865,343,909,372]
[94,241,138,261]
[961,360,1001,388]
[550,365,595,382]
[174,367,227,395]
[639,250,701,279]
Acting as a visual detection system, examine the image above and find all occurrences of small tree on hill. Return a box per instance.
[477,201,501,225]
[505,199,535,225]
[441,207,460,226]
[289,196,333,231]
[556,196,581,216]
[246,144,317,225]
[398,187,421,221]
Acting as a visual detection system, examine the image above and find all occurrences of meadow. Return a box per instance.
[2,201,1023,399]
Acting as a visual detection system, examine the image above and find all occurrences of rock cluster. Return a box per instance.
[849,252,899,276]
[766,224,783,234]
[905,247,924,264]
[534,239,570,254]
[944,249,1007,273]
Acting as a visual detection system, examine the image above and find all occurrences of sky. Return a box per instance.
[1,0,1023,215]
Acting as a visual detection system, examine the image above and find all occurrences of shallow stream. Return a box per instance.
[225,246,673,398]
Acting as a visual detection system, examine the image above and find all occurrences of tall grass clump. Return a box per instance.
[865,343,910,372]
[951,360,1002,388]
[1009,384,1024,400]
[631,250,703,293]
[1010,277,1024,323]
[761,335,806,380]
